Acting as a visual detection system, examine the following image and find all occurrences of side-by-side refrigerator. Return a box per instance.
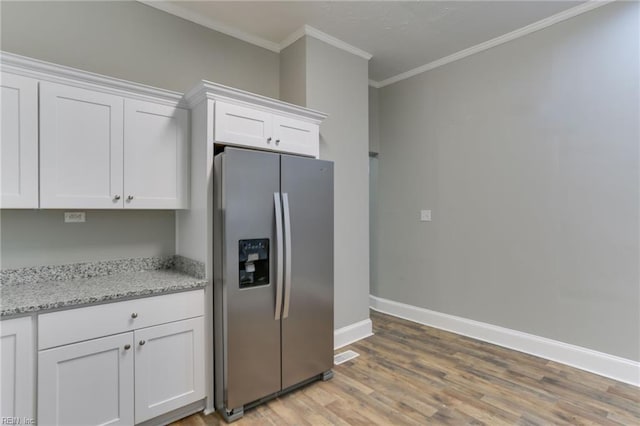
[213,147,334,422]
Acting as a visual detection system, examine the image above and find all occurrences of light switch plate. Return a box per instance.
[420,210,431,222]
[64,212,86,223]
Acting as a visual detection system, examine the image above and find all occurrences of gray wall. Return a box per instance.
[306,37,371,330]
[279,38,306,106]
[281,37,371,329]
[0,210,175,269]
[375,2,640,360]
[0,1,279,96]
[0,1,280,268]
[369,86,380,154]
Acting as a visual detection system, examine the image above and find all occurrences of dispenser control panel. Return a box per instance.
[239,239,269,288]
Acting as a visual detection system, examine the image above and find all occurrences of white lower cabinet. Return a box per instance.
[134,317,205,423]
[37,290,206,425]
[0,316,35,422]
[38,333,134,426]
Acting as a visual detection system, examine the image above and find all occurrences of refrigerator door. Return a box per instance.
[280,154,334,389]
[216,147,282,409]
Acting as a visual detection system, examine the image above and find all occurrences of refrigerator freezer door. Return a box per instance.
[280,154,334,389]
[217,148,282,409]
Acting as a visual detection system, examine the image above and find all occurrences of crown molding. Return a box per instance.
[278,26,307,52]
[138,1,280,52]
[138,1,372,61]
[370,0,614,88]
[279,25,373,61]
[0,51,186,107]
[185,80,327,124]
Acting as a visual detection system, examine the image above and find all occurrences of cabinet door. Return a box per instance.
[0,317,35,421]
[214,101,273,149]
[40,82,124,208]
[272,115,319,158]
[38,333,134,426]
[134,317,205,423]
[123,100,189,209]
[1,73,39,208]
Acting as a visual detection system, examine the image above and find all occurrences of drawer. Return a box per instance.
[38,289,205,350]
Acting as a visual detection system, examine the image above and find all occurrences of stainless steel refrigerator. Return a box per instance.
[213,147,334,422]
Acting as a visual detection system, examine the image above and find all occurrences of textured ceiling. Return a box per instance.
[163,1,584,82]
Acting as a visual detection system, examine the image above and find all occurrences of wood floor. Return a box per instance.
[173,310,640,425]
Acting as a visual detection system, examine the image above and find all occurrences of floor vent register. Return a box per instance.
[334,350,360,365]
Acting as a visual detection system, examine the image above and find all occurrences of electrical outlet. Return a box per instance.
[64,212,86,223]
[420,210,431,222]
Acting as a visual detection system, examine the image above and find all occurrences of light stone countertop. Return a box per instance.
[0,269,207,317]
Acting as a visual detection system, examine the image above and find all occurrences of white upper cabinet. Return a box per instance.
[2,52,190,210]
[1,72,39,208]
[39,83,189,210]
[272,115,319,158]
[124,100,189,209]
[214,101,319,157]
[215,101,272,148]
[40,82,124,209]
[186,81,326,158]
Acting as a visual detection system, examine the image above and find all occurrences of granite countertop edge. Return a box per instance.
[1,268,208,318]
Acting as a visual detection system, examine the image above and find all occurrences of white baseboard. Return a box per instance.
[334,318,373,350]
[370,295,640,387]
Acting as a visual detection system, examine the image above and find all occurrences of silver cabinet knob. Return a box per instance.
[139,340,146,346]
[126,195,134,201]
[124,344,131,350]
[266,137,272,144]
[275,139,281,145]
[131,312,138,319]
[114,195,121,201]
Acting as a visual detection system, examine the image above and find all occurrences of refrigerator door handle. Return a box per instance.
[282,193,292,319]
[274,192,284,320]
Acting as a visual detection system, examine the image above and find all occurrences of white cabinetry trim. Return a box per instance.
[185,81,327,124]
[1,51,185,107]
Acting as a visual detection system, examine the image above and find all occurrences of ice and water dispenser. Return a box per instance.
[238,239,269,288]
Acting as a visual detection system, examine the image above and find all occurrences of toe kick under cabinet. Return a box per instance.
[37,290,205,426]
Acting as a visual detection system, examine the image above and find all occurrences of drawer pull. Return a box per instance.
[114,195,121,201]
[139,340,146,346]
[266,137,272,144]
[276,139,281,145]
[131,312,138,319]
[127,195,134,202]
[124,344,131,350]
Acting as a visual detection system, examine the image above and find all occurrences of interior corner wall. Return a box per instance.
[279,38,306,106]
[305,37,371,330]
[280,37,371,330]
[375,1,640,361]
[0,1,280,269]
[369,86,380,154]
